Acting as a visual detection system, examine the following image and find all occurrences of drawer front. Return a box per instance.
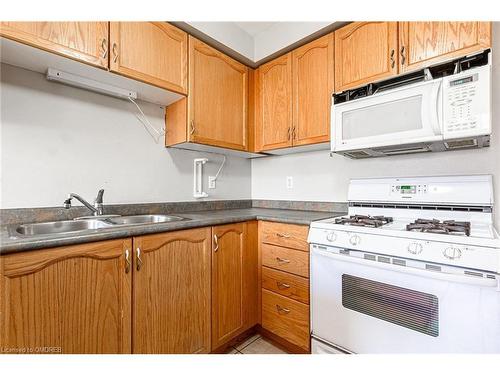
[261,243,309,278]
[260,221,309,251]
[262,266,309,304]
[262,289,310,350]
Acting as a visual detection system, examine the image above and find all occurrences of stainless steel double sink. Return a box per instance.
[11,214,188,237]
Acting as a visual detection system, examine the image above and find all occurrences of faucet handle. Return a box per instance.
[95,189,104,204]
[63,196,72,209]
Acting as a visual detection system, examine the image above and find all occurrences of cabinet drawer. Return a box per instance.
[260,221,309,251]
[262,289,310,351]
[261,244,309,278]
[262,266,309,304]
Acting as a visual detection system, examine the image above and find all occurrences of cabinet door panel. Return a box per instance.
[212,223,245,348]
[0,239,132,354]
[109,22,188,94]
[0,22,108,68]
[335,22,398,92]
[399,22,491,73]
[133,228,211,354]
[292,33,333,146]
[257,53,293,151]
[189,37,248,150]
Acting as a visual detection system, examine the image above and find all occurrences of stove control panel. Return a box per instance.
[391,184,428,195]
[407,242,424,255]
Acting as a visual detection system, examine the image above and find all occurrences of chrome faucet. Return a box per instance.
[63,189,105,216]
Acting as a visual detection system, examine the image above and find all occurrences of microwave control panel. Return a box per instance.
[442,65,491,138]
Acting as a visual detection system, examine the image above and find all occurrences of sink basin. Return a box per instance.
[107,214,187,225]
[14,219,112,236]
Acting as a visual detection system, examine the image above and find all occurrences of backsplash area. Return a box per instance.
[0,63,251,209]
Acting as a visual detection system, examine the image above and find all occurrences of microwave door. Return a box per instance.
[333,80,443,151]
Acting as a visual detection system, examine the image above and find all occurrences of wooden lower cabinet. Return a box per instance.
[211,221,258,350]
[133,228,212,354]
[258,221,311,352]
[0,239,132,354]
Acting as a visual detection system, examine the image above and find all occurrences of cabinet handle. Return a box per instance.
[101,38,108,59]
[276,257,290,264]
[213,234,219,252]
[112,42,118,63]
[390,49,395,68]
[276,232,291,238]
[136,247,143,271]
[287,127,291,141]
[400,46,406,65]
[292,127,296,140]
[277,281,291,289]
[190,120,195,135]
[124,249,131,274]
[276,305,290,314]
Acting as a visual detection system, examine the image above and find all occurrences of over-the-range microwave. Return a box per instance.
[331,64,492,159]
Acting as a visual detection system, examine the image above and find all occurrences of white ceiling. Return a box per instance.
[233,22,276,36]
[186,22,334,63]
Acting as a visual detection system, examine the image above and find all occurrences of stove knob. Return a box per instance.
[407,242,423,255]
[443,247,462,260]
[349,234,361,246]
[326,231,337,242]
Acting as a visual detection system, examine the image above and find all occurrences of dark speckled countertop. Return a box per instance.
[0,208,342,254]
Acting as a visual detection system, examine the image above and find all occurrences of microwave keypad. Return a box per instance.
[446,82,479,132]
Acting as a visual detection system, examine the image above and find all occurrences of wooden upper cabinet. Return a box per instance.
[0,239,132,354]
[132,228,211,354]
[211,222,258,350]
[292,33,333,146]
[335,22,398,92]
[257,53,293,151]
[189,36,248,150]
[0,22,109,68]
[399,22,492,73]
[109,22,188,94]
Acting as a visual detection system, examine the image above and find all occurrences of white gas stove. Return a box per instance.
[309,175,500,354]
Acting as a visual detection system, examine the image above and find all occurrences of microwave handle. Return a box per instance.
[429,80,443,135]
[313,247,499,289]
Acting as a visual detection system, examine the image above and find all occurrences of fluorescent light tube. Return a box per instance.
[46,68,137,100]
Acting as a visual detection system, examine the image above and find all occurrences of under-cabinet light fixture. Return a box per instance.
[46,68,137,100]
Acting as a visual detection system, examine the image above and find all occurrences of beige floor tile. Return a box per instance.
[234,333,261,351]
[240,337,287,354]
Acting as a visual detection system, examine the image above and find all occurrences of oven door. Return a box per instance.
[332,79,443,152]
[311,246,500,353]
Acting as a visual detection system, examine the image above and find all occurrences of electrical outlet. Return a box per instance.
[208,176,216,189]
[286,176,293,189]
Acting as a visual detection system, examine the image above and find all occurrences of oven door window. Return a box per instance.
[342,274,439,337]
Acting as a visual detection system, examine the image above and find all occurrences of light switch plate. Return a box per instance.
[286,176,293,189]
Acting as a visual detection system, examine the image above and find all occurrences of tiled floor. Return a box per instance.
[226,334,287,354]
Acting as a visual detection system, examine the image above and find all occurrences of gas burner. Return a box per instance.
[406,219,471,236]
[335,215,393,228]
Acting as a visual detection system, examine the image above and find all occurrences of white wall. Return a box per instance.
[252,23,500,228]
[0,63,251,208]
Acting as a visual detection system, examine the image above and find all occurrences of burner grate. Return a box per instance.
[406,219,471,236]
[335,215,393,228]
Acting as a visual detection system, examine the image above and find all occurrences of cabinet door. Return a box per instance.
[212,222,258,349]
[335,22,398,92]
[0,239,132,354]
[133,228,211,354]
[256,53,293,151]
[0,22,108,68]
[399,22,491,73]
[109,22,188,94]
[292,33,334,146]
[189,36,248,151]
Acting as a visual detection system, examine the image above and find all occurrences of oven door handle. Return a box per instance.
[313,248,499,289]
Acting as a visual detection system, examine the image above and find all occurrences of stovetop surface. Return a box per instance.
[316,215,497,240]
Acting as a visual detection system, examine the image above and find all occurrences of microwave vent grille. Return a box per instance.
[344,150,372,159]
[445,139,478,149]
